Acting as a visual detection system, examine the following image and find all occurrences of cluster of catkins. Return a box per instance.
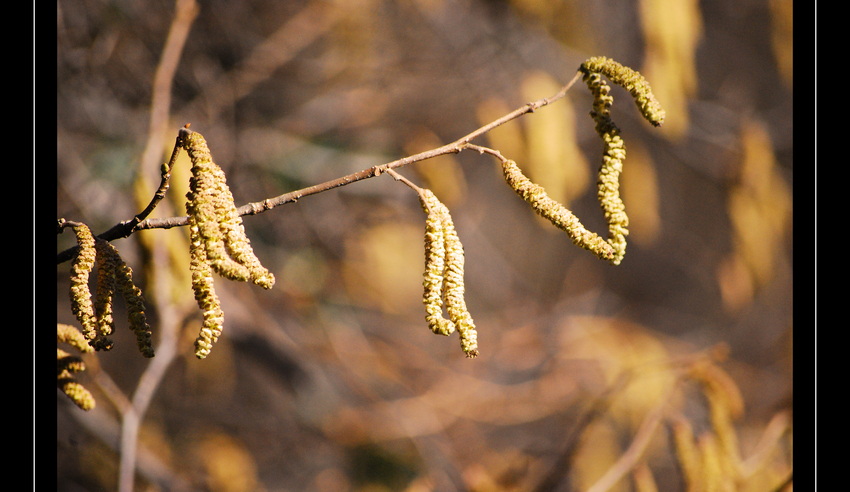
[501,57,665,266]
[180,127,276,359]
[68,223,155,357]
[419,189,479,358]
[61,222,155,409]
[58,57,663,399]
[57,323,96,410]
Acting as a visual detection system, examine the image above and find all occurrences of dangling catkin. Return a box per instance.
[69,224,98,343]
[180,126,276,358]
[418,189,478,357]
[583,71,629,264]
[188,216,225,359]
[181,128,275,289]
[502,159,616,262]
[420,191,456,336]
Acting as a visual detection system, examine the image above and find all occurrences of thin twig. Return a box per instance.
[56,71,583,265]
[385,168,440,217]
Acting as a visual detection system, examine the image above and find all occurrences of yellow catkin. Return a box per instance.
[502,159,616,262]
[57,347,95,411]
[111,248,155,358]
[58,379,96,411]
[419,191,456,336]
[69,224,98,342]
[431,196,479,358]
[188,221,225,359]
[583,72,630,264]
[94,240,117,337]
[91,240,117,352]
[180,126,277,359]
[182,129,275,290]
[576,57,667,264]
[57,323,94,354]
[57,348,86,376]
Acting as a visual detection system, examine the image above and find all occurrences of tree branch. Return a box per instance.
[56,71,583,265]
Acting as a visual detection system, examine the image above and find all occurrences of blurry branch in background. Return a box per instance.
[60,3,200,492]
[532,346,792,492]
[533,372,632,492]
[119,2,199,487]
[182,0,344,123]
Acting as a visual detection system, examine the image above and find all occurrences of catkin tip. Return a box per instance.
[580,56,666,127]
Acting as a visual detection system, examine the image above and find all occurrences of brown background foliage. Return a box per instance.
[56,0,793,490]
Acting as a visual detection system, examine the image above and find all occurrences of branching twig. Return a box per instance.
[56,72,583,265]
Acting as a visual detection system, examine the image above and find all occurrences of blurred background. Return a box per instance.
[56,0,793,490]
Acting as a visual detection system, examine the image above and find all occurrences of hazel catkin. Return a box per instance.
[182,129,275,289]
[420,193,456,337]
[502,159,616,262]
[69,224,98,343]
[418,189,478,358]
[181,127,277,359]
